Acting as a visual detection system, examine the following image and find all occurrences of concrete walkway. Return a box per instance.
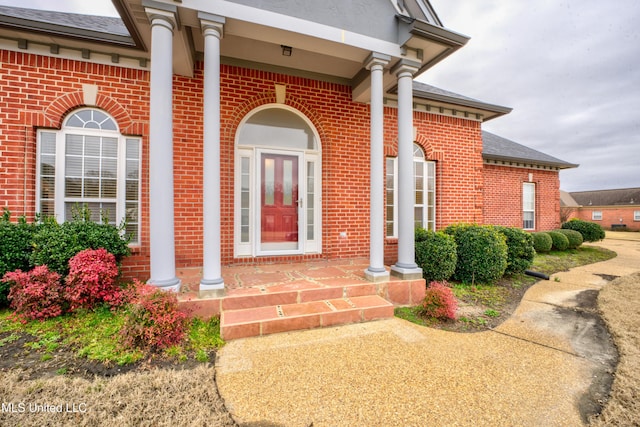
[216,233,640,426]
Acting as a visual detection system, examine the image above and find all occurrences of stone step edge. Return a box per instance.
[220,295,394,340]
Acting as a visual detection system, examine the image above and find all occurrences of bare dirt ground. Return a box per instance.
[0,330,236,426]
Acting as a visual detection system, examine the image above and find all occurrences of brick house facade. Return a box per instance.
[0,1,575,291]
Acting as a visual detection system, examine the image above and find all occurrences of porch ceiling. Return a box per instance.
[131,0,468,102]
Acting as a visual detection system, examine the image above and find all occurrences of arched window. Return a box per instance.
[386,143,436,237]
[37,108,141,243]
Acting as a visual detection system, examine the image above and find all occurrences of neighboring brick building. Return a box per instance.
[0,1,575,291]
[482,132,577,232]
[563,188,640,231]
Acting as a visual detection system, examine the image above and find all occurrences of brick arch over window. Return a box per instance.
[385,134,445,161]
[41,92,143,135]
[223,92,328,145]
[414,134,444,161]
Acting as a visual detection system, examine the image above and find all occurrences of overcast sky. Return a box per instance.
[426,0,640,192]
[2,0,638,192]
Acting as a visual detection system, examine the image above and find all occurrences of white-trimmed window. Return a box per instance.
[634,211,640,221]
[592,211,603,221]
[523,182,535,230]
[36,108,141,243]
[386,143,436,237]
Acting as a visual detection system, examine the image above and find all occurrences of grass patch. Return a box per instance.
[394,306,437,327]
[452,283,505,308]
[530,246,616,275]
[0,305,224,366]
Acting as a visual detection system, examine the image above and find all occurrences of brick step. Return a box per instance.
[221,295,394,340]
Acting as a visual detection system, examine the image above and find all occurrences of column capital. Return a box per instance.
[364,52,391,70]
[198,12,225,38]
[391,58,421,77]
[143,0,178,30]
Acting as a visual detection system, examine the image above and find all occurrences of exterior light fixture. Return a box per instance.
[281,45,292,56]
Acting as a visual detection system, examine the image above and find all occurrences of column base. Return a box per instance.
[364,268,390,283]
[148,277,181,292]
[390,264,423,280]
[199,277,224,298]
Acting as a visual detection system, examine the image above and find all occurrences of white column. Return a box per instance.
[391,60,423,280]
[364,52,391,282]
[146,7,180,291]
[199,14,226,294]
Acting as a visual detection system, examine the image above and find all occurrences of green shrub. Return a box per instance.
[554,229,583,249]
[532,232,553,253]
[414,227,429,242]
[561,219,605,242]
[547,231,570,251]
[414,229,457,283]
[495,226,535,275]
[30,216,130,276]
[444,224,507,285]
[0,209,39,308]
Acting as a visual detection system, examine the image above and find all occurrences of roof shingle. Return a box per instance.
[482,131,577,169]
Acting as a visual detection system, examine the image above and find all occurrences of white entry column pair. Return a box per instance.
[365,55,423,281]
[145,4,226,292]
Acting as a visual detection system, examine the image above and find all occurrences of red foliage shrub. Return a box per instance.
[4,266,66,321]
[65,248,122,311]
[120,281,189,350]
[418,281,458,320]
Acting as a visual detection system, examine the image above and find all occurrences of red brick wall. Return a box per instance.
[574,207,640,231]
[0,50,152,281]
[482,164,561,231]
[1,49,487,278]
[383,114,483,264]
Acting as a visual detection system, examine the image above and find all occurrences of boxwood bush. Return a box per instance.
[554,229,583,249]
[0,210,40,307]
[495,226,535,275]
[414,228,457,283]
[30,217,130,276]
[444,224,507,285]
[561,219,605,242]
[532,232,553,253]
[547,230,570,251]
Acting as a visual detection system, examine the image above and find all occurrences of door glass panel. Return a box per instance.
[283,160,293,206]
[264,158,275,206]
[307,162,314,240]
[240,157,251,243]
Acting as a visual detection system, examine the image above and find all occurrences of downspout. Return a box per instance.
[24,125,28,217]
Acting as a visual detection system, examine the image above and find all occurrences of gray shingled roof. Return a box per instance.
[482,131,577,169]
[412,82,512,119]
[0,5,132,45]
[569,188,640,206]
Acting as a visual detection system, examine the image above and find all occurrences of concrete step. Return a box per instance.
[221,295,394,340]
